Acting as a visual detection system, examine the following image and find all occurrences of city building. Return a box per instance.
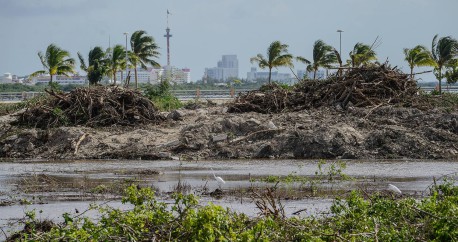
[0,73,13,83]
[32,75,86,85]
[159,66,191,84]
[246,67,291,82]
[114,66,191,85]
[116,68,154,84]
[297,69,326,80]
[204,55,239,82]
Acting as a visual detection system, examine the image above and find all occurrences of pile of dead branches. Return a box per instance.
[228,63,420,113]
[14,86,165,128]
[227,83,298,113]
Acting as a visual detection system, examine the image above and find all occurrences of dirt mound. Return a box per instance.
[13,86,165,128]
[228,64,420,113]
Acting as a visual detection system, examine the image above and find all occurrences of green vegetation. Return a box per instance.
[348,42,377,67]
[77,46,107,85]
[256,160,350,196]
[250,41,294,84]
[10,179,458,241]
[0,94,48,115]
[0,83,45,92]
[129,30,161,89]
[144,79,183,111]
[431,35,458,94]
[296,40,337,80]
[30,44,76,85]
[106,44,126,85]
[403,45,435,79]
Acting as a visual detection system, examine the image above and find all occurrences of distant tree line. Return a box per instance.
[251,35,458,94]
[30,30,160,90]
[25,32,458,95]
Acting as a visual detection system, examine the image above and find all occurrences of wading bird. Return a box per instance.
[388,184,402,195]
[211,168,225,188]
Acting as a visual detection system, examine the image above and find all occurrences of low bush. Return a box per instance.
[9,179,458,241]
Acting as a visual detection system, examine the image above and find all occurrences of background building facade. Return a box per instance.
[247,67,291,82]
[204,55,239,82]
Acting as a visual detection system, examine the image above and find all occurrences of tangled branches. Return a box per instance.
[14,86,165,128]
[228,63,421,113]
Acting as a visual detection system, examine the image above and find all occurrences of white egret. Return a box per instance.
[388,184,402,195]
[211,168,226,187]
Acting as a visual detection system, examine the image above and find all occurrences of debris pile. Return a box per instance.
[227,83,294,113]
[228,64,420,113]
[14,86,165,128]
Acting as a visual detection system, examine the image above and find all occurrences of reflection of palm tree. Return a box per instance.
[348,43,377,67]
[30,44,75,85]
[431,34,458,94]
[403,45,435,79]
[78,46,106,85]
[250,41,293,85]
[130,30,161,89]
[296,40,337,80]
[106,45,126,85]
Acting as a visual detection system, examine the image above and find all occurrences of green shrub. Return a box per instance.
[10,180,458,241]
[144,80,183,111]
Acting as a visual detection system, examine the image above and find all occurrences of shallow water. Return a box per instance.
[1,159,457,238]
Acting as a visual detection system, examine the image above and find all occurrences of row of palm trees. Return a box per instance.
[251,35,458,94]
[31,30,161,89]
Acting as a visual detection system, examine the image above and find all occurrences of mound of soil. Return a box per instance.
[228,64,420,113]
[13,86,165,128]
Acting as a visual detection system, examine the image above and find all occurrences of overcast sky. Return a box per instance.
[0,0,456,82]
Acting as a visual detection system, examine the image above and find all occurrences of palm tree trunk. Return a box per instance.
[49,74,53,85]
[438,67,442,95]
[135,68,138,89]
[410,67,414,80]
[268,67,272,85]
[313,70,317,80]
[113,71,117,85]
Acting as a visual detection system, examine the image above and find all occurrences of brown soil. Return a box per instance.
[0,103,457,160]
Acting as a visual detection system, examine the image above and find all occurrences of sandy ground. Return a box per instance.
[0,105,457,160]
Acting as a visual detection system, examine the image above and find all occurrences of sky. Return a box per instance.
[0,0,457,82]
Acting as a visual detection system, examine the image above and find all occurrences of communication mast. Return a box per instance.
[164,10,172,67]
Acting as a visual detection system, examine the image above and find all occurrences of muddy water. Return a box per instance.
[1,159,457,238]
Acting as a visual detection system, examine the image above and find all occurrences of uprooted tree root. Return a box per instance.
[228,64,430,113]
[13,86,165,128]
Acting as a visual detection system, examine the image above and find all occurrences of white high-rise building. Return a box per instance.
[115,66,191,85]
[247,67,291,82]
[204,55,239,82]
[116,68,154,84]
[297,69,326,80]
[31,75,86,85]
[0,73,13,83]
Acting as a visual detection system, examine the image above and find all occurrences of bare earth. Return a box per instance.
[0,105,457,160]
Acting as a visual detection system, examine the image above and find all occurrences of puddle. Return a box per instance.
[1,159,457,239]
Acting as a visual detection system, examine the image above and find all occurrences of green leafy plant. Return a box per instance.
[144,79,182,111]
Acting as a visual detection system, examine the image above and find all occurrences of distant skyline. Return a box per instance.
[0,0,456,82]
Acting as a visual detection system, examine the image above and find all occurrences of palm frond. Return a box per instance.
[77,52,88,71]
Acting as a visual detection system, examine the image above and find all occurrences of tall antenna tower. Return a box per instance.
[164,10,172,67]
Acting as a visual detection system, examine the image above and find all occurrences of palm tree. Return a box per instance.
[333,48,344,77]
[296,40,337,80]
[77,46,106,85]
[30,44,75,85]
[106,45,126,85]
[250,41,293,85]
[130,30,161,89]
[431,34,458,94]
[444,59,458,84]
[403,45,435,79]
[348,43,377,67]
